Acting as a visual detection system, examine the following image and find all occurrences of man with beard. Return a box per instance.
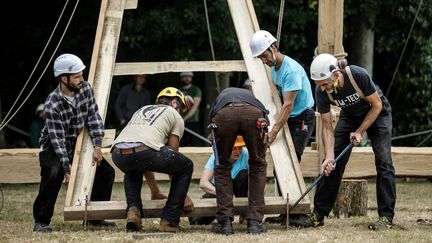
[250,30,315,225]
[32,54,115,232]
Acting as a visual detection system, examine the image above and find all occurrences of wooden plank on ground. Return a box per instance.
[227,0,308,206]
[64,196,309,220]
[113,60,247,76]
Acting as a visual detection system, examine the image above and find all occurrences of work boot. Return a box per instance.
[247,219,267,234]
[290,211,324,228]
[33,222,52,233]
[159,218,182,233]
[126,206,142,232]
[368,216,393,230]
[265,214,286,225]
[211,219,233,235]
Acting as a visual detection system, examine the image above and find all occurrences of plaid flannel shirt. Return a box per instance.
[39,81,104,173]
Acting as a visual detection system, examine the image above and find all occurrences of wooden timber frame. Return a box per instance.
[64,0,310,221]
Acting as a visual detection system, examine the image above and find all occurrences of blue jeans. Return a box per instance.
[112,146,193,226]
[314,112,396,219]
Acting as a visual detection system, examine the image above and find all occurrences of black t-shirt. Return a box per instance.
[315,65,391,118]
[210,87,269,118]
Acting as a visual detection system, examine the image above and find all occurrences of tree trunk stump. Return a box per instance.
[332,179,368,218]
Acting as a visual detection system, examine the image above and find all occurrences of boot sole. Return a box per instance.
[126,221,140,232]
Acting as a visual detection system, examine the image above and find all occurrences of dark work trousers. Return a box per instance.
[314,112,396,220]
[181,121,203,147]
[33,141,115,225]
[275,109,315,197]
[212,105,267,222]
[111,146,193,226]
[189,169,249,225]
[288,109,315,162]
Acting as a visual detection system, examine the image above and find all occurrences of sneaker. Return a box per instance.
[211,219,233,235]
[368,216,393,230]
[126,206,142,232]
[87,220,117,227]
[265,214,286,225]
[33,222,52,233]
[159,218,182,233]
[247,219,267,234]
[290,211,324,228]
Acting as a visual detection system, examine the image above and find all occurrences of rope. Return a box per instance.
[276,0,285,47]
[391,128,432,141]
[0,0,80,132]
[385,0,423,97]
[417,132,432,147]
[0,0,70,128]
[203,0,221,94]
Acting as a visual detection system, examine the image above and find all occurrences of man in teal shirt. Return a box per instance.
[250,30,315,225]
[189,136,248,225]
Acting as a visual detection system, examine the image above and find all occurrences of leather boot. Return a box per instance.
[211,219,233,235]
[126,206,142,232]
[247,219,267,234]
[159,218,182,233]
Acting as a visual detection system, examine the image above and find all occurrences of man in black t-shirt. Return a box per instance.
[291,53,396,231]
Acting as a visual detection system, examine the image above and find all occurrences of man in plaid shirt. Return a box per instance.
[33,54,115,232]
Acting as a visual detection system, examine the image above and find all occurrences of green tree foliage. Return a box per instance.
[1,0,430,146]
[372,0,432,146]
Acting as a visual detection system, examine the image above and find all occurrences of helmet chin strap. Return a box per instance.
[269,48,277,67]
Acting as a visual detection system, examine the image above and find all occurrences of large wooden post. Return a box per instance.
[65,0,130,207]
[316,0,346,163]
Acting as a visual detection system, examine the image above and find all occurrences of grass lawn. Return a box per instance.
[0,178,431,242]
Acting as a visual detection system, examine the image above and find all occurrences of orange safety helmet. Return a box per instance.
[233,135,246,147]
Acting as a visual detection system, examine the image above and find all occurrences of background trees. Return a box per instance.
[0,0,430,147]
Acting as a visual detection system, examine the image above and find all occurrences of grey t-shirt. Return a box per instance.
[315,65,391,118]
[113,104,184,151]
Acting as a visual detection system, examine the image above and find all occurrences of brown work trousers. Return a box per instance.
[212,105,267,222]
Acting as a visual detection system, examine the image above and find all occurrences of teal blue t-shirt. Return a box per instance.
[271,55,315,117]
[205,149,249,183]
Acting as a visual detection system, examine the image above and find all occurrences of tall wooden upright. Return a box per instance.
[64,0,310,219]
[315,0,346,163]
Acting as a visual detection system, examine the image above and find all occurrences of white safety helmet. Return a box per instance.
[250,30,277,57]
[53,54,86,77]
[310,53,339,81]
[179,72,194,77]
[35,103,44,115]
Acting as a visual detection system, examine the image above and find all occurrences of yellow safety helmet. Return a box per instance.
[156,87,193,112]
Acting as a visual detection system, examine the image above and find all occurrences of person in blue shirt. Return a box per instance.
[250,30,316,225]
[188,135,249,225]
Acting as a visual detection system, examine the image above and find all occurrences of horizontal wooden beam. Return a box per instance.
[0,146,431,183]
[64,196,308,221]
[124,0,138,10]
[113,60,247,76]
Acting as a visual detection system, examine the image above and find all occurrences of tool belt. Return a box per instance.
[112,144,149,155]
[226,102,251,107]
